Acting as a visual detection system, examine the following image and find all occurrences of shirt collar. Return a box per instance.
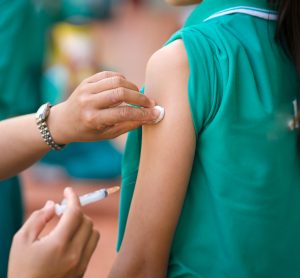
[184,0,277,26]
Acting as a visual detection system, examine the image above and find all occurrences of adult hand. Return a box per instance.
[8,188,99,278]
[48,71,161,144]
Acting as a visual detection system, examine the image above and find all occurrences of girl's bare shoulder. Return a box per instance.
[144,39,189,102]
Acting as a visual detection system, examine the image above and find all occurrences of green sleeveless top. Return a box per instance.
[117,0,300,277]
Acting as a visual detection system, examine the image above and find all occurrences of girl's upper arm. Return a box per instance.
[110,39,196,277]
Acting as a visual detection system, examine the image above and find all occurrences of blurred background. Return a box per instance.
[2,0,196,277]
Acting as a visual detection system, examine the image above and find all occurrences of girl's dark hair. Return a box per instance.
[270,0,300,147]
[271,0,300,75]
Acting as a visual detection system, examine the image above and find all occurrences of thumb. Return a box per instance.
[21,201,55,242]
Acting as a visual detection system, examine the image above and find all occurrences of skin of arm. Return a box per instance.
[0,71,160,180]
[0,114,50,180]
[109,39,196,277]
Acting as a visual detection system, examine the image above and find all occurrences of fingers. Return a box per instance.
[20,201,55,242]
[92,88,155,109]
[98,121,146,139]
[86,75,140,95]
[99,106,161,125]
[52,188,83,242]
[76,229,100,276]
[81,73,156,109]
[71,216,94,256]
[64,186,81,207]
[60,70,160,142]
[84,71,125,84]
[83,71,139,92]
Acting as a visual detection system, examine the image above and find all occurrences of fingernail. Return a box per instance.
[44,200,54,209]
[64,187,71,194]
[152,108,161,118]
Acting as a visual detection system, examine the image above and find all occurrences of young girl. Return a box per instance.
[110,0,300,277]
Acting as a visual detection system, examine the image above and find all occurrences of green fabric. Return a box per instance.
[61,0,112,21]
[0,1,50,276]
[0,177,23,278]
[0,0,45,120]
[117,0,300,277]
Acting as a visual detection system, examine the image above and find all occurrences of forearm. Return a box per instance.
[0,114,50,180]
[109,245,167,278]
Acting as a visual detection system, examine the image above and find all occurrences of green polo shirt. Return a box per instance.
[117,0,300,277]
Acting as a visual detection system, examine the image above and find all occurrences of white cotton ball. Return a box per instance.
[154,105,165,124]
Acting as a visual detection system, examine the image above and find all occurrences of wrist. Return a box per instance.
[36,102,67,149]
[46,103,70,145]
